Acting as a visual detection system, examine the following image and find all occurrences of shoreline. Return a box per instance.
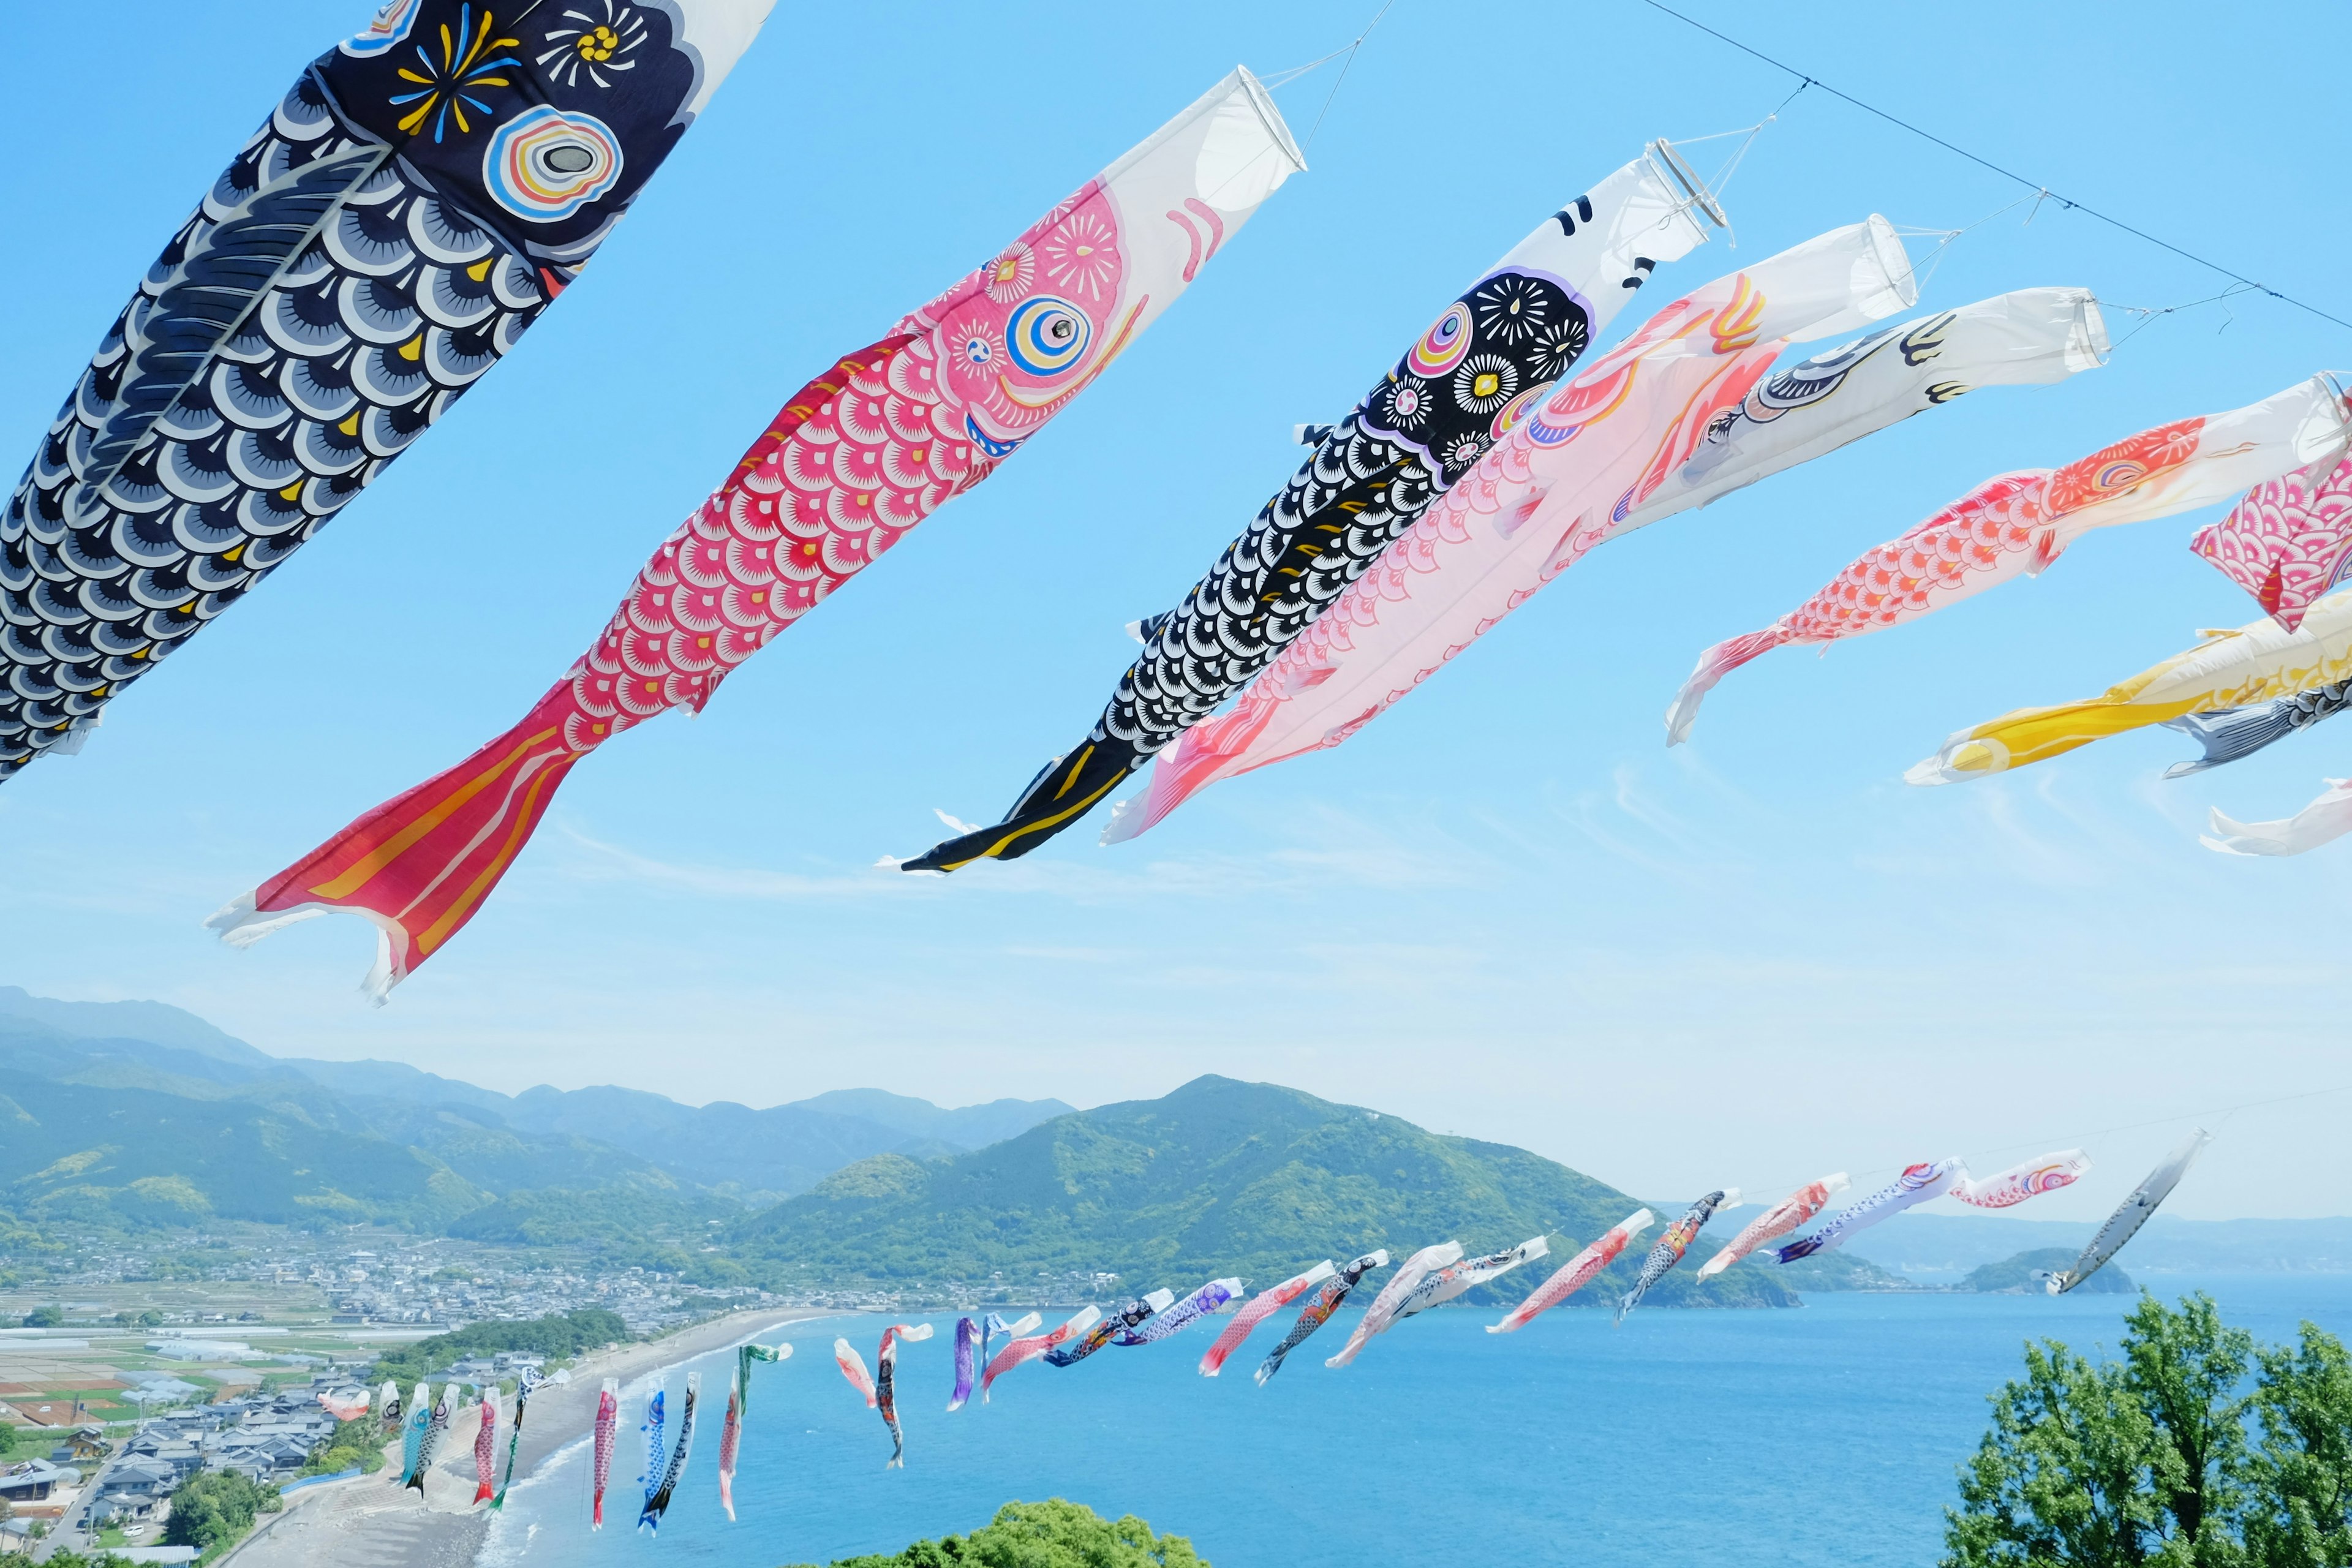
[221,1306,835,1568]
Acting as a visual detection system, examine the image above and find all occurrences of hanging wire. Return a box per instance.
[1301,0,1395,154]
[1637,0,2352,336]
[2105,282,2260,350]
[1728,1079,2352,1208]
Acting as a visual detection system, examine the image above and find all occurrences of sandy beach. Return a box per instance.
[223,1308,831,1568]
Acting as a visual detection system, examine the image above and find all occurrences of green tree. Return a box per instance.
[2242,1325,2352,1568]
[799,1499,1207,1568]
[20,1305,62,1327]
[161,1468,281,1557]
[1945,1294,2352,1568]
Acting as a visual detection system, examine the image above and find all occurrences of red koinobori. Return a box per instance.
[208,70,1304,1000]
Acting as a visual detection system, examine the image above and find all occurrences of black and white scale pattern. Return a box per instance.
[907,215,1656,871]
[2163,680,2352,777]
[0,74,548,776]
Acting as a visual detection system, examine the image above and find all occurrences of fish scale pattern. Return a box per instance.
[0,75,548,777]
[553,333,991,754]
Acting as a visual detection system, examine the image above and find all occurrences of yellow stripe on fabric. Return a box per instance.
[1051,746,1095,801]
[1950,697,2208,775]
[308,728,560,900]
[944,774,1124,869]
[416,756,569,956]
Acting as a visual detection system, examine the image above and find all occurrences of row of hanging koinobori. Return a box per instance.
[349,1131,2204,1526]
[12,4,2348,1000]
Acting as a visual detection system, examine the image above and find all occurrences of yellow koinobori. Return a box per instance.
[1907,586,2352,785]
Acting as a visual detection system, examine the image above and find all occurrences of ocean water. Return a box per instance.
[481,1275,2352,1568]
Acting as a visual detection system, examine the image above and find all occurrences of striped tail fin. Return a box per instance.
[208,687,584,1002]
[1665,625,1795,745]
[2163,685,2351,777]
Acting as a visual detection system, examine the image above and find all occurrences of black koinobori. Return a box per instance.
[903,146,1721,870]
[0,0,776,777]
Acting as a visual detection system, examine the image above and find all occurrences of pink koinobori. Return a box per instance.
[1668,374,2351,741]
[210,70,1305,1000]
[1101,216,1924,842]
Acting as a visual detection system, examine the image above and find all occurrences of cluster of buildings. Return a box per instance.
[88,1370,358,1528]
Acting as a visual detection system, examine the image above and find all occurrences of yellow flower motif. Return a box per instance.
[576,24,618,63]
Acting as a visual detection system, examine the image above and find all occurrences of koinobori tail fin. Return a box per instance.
[2163,684,2351,778]
[1665,626,1795,745]
[901,733,1144,872]
[208,688,584,1001]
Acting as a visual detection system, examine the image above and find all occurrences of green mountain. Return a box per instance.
[0,1072,486,1231]
[1961,1246,2132,1294]
[0,987,1071,1234]
[734,1075,1884,1307]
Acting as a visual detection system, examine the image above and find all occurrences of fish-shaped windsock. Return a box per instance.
[1670,375,2352,742]
[716,1374,742,1523]
[491,1369,538,1510]
[715,1341,783,1513]
[2163,682,2352,778]
[1772,1160,1961,1263]
[379,1379,401,1433]
[590,1378,618,1529]
[1257,1251,1387,1385]
[1910,587,2352,785]
[1951,1150,2090,1208]
[902,146,1722,871]
[398,1380,431,1485]
[1618,1190,1737,1324]
[639,1373,696,1532]
[1342,1236,1548,1352]
[1698,1178,1845,1276]
[213,68,1305,1000]
[873,1322,930,1468]
[1325,1242,1461,1368]
[472,1390,499,1506]
[1115,1279,1242,1345]
[634,1387,667,1528]
[1200,1262,1333,1375]
[982,1306,1099,1403]
[950,1313,1036,1411]
[1493,1210,1653,1331]
[2046,1130,2210,1294]
[1106,219,1927,842]
[1047,1290,1175,1367]
[0,0,780,780]
[410,1384,453,1493]
[2192,451,2352,630]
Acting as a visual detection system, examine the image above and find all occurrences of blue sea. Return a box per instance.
[480,1275,2352,1568]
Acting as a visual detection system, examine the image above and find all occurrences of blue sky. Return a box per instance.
[3,0,2349,1220]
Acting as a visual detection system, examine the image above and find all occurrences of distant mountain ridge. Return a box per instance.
[0,986,1071,1234]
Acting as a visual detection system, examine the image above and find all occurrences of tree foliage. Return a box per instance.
[801,1499,1208,1568]
[367,1306,629,1385]
[1945,1293,2352,1568]
[161,1467,281,1556]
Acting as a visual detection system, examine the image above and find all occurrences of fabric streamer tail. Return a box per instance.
[206,691,585,1003]
[949,1317,980,1411]
[2163,692,2348,777]
[1666,629,1793,745]
[2205,778,2352,856]
[835,1340,878,1406]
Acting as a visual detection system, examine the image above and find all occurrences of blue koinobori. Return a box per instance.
[0,0,777,777]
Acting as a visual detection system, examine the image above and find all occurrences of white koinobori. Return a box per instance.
[2045,1130,2212,1294]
